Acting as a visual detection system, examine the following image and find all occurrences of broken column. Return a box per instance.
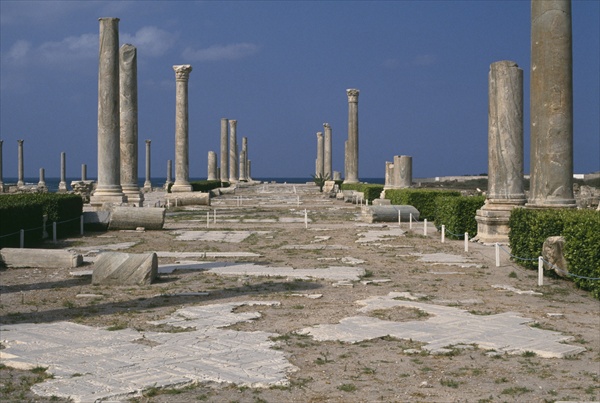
[81,164,87,181]
[144,140,152,192]
[119,44,143,205]
[239,137,248,181]
[316,131,324,177]
[37,168,47,191]
[220,118,229,183]
[207,151,217,180]
[323,123,332,179]
[17,139,24,187]
[528,0,576,208]
[228,119,238,183]
[164,159,173,190]
[384,161,394,190]
[344,89,359,183]
[91,17,124,205]
[475,60,526,243]
[394,155,412,188]
[58,152,68,192]
[171,64,193,192]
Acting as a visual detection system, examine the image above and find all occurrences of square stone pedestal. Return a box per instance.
[474,202,522,244]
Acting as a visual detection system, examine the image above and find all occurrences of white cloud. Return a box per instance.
[182,43,260,62]
[38,33,98,64]
[121,26,178,57]
[7,40,31,61]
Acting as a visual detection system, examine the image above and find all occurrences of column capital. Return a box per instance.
[98,17,120,23]
[173,65,192,81]
[346,88,360,102]
[323,122,330,129]
[316,131,323,138]
[17,139,24,144]
[145,139,151,144]
[229,119,237,128]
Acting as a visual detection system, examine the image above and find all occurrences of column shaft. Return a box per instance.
[144,140,152,192]
[344,89,359,183]
[207,151,217,180]
[220,118,229,182]
[239,137,248,181]
[0,140,4,192]
[228,120,238,182]
[171,65,193,192]
[17,140,24,187]
[323,123,332,179]
[59,152,68,192]
[316,132,324,177]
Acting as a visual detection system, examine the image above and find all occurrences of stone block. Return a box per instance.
[0,248,82,268]
[92,252,158,286]
[322,180,336,193]
[109,207,165,230]
[165,192,211,206]
[361,205,419,223]
[542,236,569,277]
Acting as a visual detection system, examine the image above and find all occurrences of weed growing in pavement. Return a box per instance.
[337,383,357,392]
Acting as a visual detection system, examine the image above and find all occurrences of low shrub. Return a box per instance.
[509,208,600,299]
[434,195,486,239]
[384,189,461,220]
[340,183,384,202]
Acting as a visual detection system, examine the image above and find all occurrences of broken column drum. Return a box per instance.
[344,89,359,183]
[91,17,125,205]
[528,0,576,208]
[17,139,24,187]
[207,151,217,180]
[228,119,238,183]
[220,118,229,182]
[171,65,193,192]
[120,44,143,205]
[59,152,68,192]
[323,123,332,179]
[144,140,152,192]
[316,131,324,177]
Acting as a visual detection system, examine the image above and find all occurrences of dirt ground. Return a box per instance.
[1,183,599,403]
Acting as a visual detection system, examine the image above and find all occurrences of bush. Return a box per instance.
[190,180,229,192]
[384,189,461,220]
[509,208,600,299]
[340,183,384,202]
[434,195,486,239]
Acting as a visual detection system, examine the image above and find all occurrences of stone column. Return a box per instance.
[38,168,46,190]
[475,60,526,244]
[395,155,412,188]
[0,140,4,192]
[316,132,324,177]
[164,159,173,190]
[207,151,217,180]
[144,140,152,192]
[119,44,143,205]
[344,89,359,184]
[239,137,248,181]
[247,160,252,181]
[228,119,238,183]
[171,65,193,192]
[58,152,68,192]
[323,123,332,179]
[384,161,394,190]
[81,164,87,181]
[91,17,124,205]
[528,0,576,208]
[17,139,24,187]
[220,118,229,182]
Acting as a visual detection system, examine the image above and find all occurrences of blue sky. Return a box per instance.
[1,0,598,180]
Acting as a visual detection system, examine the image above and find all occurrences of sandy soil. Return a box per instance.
[1,183,599,403]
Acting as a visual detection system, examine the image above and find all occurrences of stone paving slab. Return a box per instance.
[156,251,261,258]
[171,230,270,242]
[204,263,365,281]
[297,292,585,358]
[0,302,296,402]
[356,228,405,243]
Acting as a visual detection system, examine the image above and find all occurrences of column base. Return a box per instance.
[171,183,193,193]
[525,199,577,209]
[143,181,152,193]
[58,182,68,192]
[89,194,126,206]
[123,190,144,207]
[473,201,524,244]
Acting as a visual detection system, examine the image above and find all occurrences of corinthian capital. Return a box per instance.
[346,89,359,102]
[173,65,192,81]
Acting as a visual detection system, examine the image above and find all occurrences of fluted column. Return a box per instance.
[323,123,332,179]
[228,119,238,183]
[316,132,324,177]
[171,64,193,192]
[144,140,152,192]
[207,151,217,180]
[220,118,229,182]
[119,43,143,205]
[58,152,68,192]
[239,137,248,181]
[344,89,359,183]
[91,17,124,205]
[528,0,575,208]
[0,140,4,192]
[17,139,24,187]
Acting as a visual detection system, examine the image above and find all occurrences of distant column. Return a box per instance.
[316,132,324,177]
[120,43,143,205]
[0,140,4,192]
[81,164,87,181]
[164,159,173,190]
[228,119,238,183]
[220,118,229,182]
[344,89,359,184]
[247,160,252,181]
[323,123,332,179]
[144,140,152,192]
[395,155,412,188]
[17,139,24,187]
[239,137,248,181]
[384,161,394,189]
[528,0,576,208]
[38,168,46,189]
[58,152,68,192]
[171,64,193,192]
[91,17,124,205]
[207,151,217,180]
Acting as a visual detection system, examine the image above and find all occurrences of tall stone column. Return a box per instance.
[247,160,252,181]
[0,140,4,192]
[228,119,238,183]
[171,65,193,192]
[207,151,217,180]
[475,60,526,244]
[82,164,87,181]
[316,132,324,177]
[220,118,229,182]
[239,137,248,181]
[119,44,143,205]
[58,152,68,192]
[17,139,24,187]
[144,140,152,192]
[528,0,576,208]
[344,89,359,183]
[91,17,124,205]
[164,159,173,190]
[323,123,332,179]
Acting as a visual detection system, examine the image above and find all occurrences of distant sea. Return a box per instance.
[2,177,386,193]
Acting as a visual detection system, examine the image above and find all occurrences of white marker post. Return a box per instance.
[538,256,544,286]
[441,225,445,243]
[304,209,308,229]
[495,243,500,267]
[409,213,413,230]
[464,232,468,252]
[206,212,210,228]
[423,219,428,236]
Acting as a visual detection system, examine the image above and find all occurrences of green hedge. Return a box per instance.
[340,183,384,202]
[0,193,83,248]
[434,195,486,239]
[190,180,230,192]
[509,208,600,299]
[384,189,461,220]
